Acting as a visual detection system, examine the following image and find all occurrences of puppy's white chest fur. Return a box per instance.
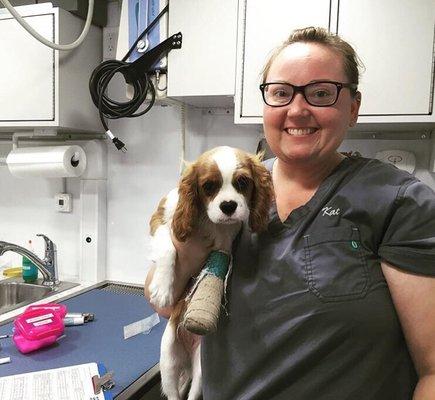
[190,212,242,253]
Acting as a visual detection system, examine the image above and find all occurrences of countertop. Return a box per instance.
[0,280,166,399]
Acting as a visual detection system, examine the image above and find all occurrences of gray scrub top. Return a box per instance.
[202,156,435,400]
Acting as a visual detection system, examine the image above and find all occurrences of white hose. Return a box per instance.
[0,0,94,51]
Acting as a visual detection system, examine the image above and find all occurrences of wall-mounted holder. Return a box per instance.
[0,130,61,167]
[11,130,57,150]
[125,32,182,82]
[375,149,417,174]
[0,130,103,172]
[89,31,183,152]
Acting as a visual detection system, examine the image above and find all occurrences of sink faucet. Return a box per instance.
[0,234,59,286]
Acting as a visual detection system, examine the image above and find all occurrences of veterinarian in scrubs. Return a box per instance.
[146,27,435,399]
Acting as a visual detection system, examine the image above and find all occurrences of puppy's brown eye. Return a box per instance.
[202,180,218,196]
[234,176,251,192]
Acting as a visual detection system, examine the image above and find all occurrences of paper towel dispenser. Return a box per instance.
[0,3,102,133]
[6,145,87,178]
[375,149,416,174]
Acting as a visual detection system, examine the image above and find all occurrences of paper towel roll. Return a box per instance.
[6,145,87,178]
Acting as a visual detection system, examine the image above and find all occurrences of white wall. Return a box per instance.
[0,106,262,284]
[1,115,434,285]
[0,142,81,281]
[0,0,433,285]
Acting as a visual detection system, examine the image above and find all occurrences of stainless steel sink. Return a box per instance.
[0,279,78,314]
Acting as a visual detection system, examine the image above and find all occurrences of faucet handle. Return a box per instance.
[36,234,57,255]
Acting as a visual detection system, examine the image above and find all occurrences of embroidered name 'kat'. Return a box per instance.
[321,206,340,216]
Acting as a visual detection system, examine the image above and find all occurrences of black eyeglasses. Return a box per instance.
[259,81,358,107]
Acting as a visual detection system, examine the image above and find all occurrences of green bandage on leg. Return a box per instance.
[203,250,230,279]
[182,250,231,335]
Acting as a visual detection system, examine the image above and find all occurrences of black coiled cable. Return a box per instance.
[89,61,156,151]
[89,5,168,152]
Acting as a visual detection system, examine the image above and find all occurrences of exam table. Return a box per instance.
[0,282,167,399]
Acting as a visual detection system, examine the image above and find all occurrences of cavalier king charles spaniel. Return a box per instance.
[148,146,273,400]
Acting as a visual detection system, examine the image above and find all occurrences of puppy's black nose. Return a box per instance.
[220,200,237,216]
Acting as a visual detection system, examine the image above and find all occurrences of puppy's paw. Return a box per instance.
[149,272,175,308]
[149,284,174,308]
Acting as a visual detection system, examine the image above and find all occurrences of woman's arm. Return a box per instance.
[144,231,211,318]
[382,261,435,399]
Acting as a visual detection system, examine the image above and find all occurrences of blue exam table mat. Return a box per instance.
[0,287,167,398]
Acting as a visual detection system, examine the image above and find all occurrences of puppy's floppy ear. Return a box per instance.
[172,162,200,242]
[248,153,273,232]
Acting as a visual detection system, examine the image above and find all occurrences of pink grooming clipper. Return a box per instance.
[13,303,67,354]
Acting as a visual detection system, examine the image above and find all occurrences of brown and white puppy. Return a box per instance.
[148,146,273,400]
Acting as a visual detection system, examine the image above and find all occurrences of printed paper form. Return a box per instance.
[0,362,105,400]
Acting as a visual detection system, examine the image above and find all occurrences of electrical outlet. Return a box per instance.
[103,27,119,60]
[55,193,72,213]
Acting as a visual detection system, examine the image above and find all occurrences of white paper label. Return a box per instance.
[33,319,53,327]
[123,313,160,339]
[26,313,54,323]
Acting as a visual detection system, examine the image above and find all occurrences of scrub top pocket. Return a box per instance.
[303,226,370,302]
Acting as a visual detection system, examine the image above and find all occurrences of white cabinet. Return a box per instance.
[1,12,53,122]
[337,0,434,124]
[0,4,102,133]
[167,0,238,107]
[235,0,331,123]
[235,0,435,126]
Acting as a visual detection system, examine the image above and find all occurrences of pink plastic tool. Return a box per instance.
[24,303,67,318]
[13,303,67,354]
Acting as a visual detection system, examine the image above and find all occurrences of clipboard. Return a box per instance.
[0,362,114,400]
[94,363,115,399]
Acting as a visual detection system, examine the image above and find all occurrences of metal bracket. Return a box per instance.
[125,32,182,84]
[92,371,115,395]
[346,130,432,140]
[11,130,57,150]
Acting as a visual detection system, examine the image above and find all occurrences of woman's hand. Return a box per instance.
[173,229,212,283]
[144,230,212,318]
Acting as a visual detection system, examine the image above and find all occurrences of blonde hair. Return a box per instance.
[261,27,363,95]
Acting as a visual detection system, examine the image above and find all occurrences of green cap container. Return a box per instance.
[22,256,38,283]
[22,240,38,283]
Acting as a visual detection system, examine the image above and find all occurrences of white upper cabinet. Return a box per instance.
[167,0,238,107]
[0,4,102,133]
[235,0,435,126]
[235,0,331,123]
[0,12,55,125]
[0,14,54,122]
[337,0,434,123]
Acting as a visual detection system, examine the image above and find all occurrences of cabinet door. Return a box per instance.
[167,0,238,107]
[0,14,54,122]
[235,0,331,122]
[337,0,434,117]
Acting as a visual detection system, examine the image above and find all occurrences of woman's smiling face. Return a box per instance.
[263,42,360,165]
